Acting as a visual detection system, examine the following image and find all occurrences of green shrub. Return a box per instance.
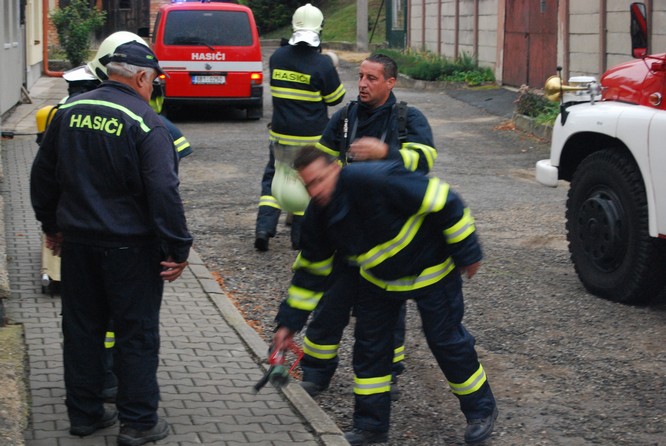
[51,0,106,67]
[244,0,302,35]
[515,85,559,125]
[375,48,495,86]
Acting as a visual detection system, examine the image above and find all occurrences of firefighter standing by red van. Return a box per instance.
[254,3,346,251]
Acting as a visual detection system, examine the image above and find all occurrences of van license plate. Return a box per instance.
[192,75,226,85]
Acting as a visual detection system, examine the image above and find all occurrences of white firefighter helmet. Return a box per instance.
[292,3,323,33]
[289,3,324,47]
[87,31,149,81]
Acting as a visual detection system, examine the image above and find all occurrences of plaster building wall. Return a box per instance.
[2,0,23,116]
[407,0,662,87]
[25,0,44,87]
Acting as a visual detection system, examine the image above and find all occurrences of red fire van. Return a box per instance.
[148,0,264,119]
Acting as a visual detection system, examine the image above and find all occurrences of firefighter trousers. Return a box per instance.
[60,240,164,429]
[351,272,496,433]
[301,263,406,389]
[255,141,303,247]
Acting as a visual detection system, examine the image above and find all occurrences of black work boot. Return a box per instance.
[69,408,118,437]
[254,231,269,251]
[343,428,388,445]
[464,406,498,444]
[118,418,169,446]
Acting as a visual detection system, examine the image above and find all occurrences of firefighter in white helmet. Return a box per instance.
[254,3,345,251]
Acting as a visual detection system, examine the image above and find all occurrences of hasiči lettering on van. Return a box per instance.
[69,114,123,136]
[272,69,311,84]
[191,52,226,61]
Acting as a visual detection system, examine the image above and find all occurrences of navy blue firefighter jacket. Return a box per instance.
[316,91,437,173]
[276,161,482,331]
[30,80,193,263]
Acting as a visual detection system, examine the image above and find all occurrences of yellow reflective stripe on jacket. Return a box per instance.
[271,86,323,102]
[353,374,392,395]
[449,364,487,396]
[401,142,437,171]
[360,257,456,292]
[356,214,426,270]
[444,208,475,244]
[315,142,340,157]
[258,195,281,210]
[286,285,323,311]
[323,84,346,103]
[292,253,334,276]
[269,130,321,145]
[354,178,449,270]
[174,136,190,154]
[293,210,305,216]
[59,99,151,133]
[104,331,115,349]
[303,336,339,360]
[393,345,405,363]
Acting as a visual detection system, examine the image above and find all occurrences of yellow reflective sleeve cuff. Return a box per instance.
[286,285,323,311]
[444,208,476,244]
[258,195,281,210]
[449,364,487,396]
[354,375,392,395]
[401,142,437,170]
[303,336,339,360]
[393,345,405,363]
[104,331,115,349]
[323,84,346,103]
[315,142,340,158]
[174,136,190,154]
[399,148,419,171]
[419,178,449,215]
[292,253,334,276]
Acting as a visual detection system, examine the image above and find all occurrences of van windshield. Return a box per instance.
[163,10,253,47]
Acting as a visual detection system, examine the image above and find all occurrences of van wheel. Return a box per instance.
[566,149,666,304]
[246,105,263,120]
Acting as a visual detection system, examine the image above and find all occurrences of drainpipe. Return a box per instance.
[42,0,63,77]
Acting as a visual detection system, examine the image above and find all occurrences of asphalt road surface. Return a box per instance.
[172,45,666,446]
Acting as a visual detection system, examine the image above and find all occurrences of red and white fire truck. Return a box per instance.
[536,2,666,304]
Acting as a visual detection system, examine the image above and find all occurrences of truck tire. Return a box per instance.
[566,149,666,304]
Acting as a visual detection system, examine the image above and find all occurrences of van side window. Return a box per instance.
[163,11,253,47]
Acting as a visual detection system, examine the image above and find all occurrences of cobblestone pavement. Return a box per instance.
[0,77,346,446]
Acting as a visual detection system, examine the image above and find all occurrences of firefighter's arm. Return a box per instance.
[439,188,484,270]
[348,136,388,161]
[399,108,437,173]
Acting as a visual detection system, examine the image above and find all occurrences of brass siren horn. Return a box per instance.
[544,75,590,102]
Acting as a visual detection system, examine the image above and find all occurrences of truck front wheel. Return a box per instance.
[566,150,666,304]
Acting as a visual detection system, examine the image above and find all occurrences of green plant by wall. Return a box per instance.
[375,48,495,86]
[515,85,559,125]
[51,0,106,67]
